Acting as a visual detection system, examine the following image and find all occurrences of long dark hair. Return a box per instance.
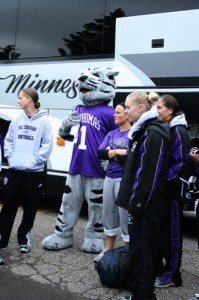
[159,94,183,118]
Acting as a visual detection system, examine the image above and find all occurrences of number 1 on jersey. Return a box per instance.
[78,126,87,150]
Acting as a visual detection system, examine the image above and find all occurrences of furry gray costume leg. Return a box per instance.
[42,175,104,253]
[82,177,104,253]
[42,174,84,250]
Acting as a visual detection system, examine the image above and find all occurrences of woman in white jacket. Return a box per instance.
[0,88,53,255]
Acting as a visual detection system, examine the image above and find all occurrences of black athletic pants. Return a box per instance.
[128,211,159,300]
[157,181,183,283]
[0,169,44,247]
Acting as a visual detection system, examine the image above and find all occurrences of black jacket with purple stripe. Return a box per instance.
[116,117,170,218]
[168,122,192,182]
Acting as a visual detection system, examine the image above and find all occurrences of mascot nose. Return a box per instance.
[78,75,88,82]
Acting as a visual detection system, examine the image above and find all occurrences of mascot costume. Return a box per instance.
[42,67,119,253]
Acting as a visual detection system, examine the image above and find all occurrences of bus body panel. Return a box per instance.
[114,9,199,123]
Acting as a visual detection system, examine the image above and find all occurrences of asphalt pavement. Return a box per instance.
[0,203,199,300]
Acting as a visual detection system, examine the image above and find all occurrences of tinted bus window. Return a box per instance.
[16,0,106,59]
[0,1,19,60]
[1,0,199,61]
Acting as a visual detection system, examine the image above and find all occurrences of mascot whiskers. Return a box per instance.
[42,67,119,253]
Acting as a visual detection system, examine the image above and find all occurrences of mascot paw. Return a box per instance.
[42,234,73,251]
[67,111,81,125]
[82,238,104,253]
[62,112,80,128]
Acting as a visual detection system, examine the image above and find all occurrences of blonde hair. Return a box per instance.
[127,92,159,111]
[20,88,41,109]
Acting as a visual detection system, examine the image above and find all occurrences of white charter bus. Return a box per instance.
[0,0,199,202]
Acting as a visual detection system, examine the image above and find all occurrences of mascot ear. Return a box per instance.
[78,68,87,76]
[106,69,119,77]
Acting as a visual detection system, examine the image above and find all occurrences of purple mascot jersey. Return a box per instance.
[69,104,116,177]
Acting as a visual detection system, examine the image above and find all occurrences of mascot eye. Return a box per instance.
[93,73,100,78]
[108,75,114,80]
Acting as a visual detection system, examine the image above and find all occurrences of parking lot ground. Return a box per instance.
[0,205,199,300]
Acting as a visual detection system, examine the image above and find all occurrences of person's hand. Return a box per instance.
[115,149,127,155]
[189,147,199,165]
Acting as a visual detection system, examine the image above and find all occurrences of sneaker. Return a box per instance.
[19,245,30,254]
[0,255,5,265]
[121,296,134,300]
[94,249,107,262]
[155,277,174,288]
[155,272,182,288]
[172,272,183,287]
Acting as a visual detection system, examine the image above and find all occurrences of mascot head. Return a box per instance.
[75,67,119,106]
